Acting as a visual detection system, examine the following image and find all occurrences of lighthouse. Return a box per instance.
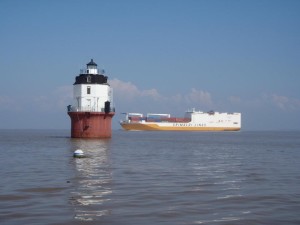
[67,59,115,138]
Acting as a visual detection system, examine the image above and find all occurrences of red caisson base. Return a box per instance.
[68,112,115,138]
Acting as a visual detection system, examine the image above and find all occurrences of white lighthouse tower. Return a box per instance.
[67,59,115,138]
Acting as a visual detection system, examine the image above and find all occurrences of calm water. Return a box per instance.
[0,130,299,225]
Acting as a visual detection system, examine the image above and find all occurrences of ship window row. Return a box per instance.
[217,120,239,124]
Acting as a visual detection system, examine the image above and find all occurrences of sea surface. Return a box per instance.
[0,129,299,225]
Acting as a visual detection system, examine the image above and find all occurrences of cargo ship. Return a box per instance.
[120,109,241,131]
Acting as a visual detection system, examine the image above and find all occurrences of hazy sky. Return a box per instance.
[1,0,300,130]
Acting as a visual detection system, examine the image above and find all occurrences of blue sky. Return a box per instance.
[1,0,300,130]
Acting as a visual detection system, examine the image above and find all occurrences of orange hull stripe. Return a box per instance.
[121,123,240,131]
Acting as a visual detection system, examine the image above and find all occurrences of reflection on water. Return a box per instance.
[69,139,112,221]
[1,130,300,224]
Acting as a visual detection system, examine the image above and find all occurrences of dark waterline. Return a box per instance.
[0,130,300,224]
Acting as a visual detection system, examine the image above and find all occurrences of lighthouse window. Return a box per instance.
[87,75,91,83]
[87,86,91,94]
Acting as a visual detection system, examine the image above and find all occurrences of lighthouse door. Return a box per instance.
[86,99,91,111]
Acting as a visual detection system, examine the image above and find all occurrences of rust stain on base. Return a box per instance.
[68,112,115,138]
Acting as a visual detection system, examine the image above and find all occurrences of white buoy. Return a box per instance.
[73,149,85,158]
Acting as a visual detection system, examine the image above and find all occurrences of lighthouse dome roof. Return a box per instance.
[87,59,97,66]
